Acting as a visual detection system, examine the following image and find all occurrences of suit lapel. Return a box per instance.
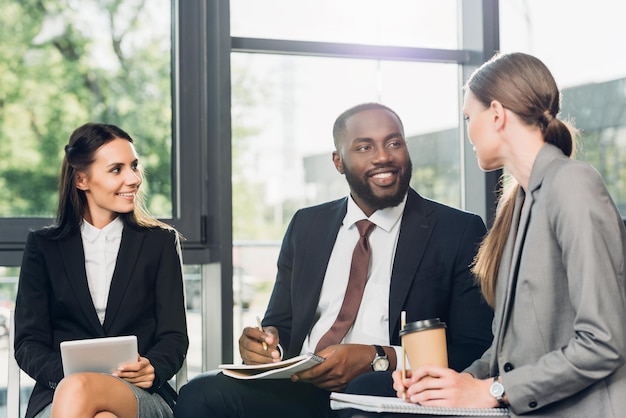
[494,145,558,366]
[293,199,347,344]
[493,188,528,366]
[59,234,104,334]
[103,226,144,331]
[388,189,434,337]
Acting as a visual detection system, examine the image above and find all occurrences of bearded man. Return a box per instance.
[174,103,493,418]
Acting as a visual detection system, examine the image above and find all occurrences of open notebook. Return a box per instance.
[330,393,510,416]
[219,352,325,379]
[60,335,138,376]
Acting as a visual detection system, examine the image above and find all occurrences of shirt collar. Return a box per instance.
[80,216,124,243]
[345,193,407,232]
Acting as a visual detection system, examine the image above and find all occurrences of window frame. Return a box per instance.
[0,0,501,367]
[0,0,223,267]
[228,0,501,226]
[215,0,501,363]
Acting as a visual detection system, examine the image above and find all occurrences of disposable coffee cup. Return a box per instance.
[399,318,448,370]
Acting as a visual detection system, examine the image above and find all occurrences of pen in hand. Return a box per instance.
[256,316,268,351]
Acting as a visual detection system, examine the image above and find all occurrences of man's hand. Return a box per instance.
[239,325,282,364]
[292,344,380,392]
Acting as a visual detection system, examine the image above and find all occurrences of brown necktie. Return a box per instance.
[315,219,376,353]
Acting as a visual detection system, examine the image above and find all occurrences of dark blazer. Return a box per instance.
[263,188,493,371]
[14,224,189,418]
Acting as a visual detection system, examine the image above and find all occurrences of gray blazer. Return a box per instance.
[465,144,626,417]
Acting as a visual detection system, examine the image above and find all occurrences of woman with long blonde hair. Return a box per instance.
[393,52,626,417]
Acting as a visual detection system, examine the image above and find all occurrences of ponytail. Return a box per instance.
[471,178,517,307]
[466,52,578,306]
[541,116,578,158]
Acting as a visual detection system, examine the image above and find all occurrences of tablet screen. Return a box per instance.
[60,335,138,376]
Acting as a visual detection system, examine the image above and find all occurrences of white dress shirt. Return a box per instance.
[301,194,406,368]
[80,217,123,325]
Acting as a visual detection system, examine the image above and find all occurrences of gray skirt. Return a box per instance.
[34,377,172,418]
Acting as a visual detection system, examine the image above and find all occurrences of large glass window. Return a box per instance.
[231,0,458,49]
[500,0,626,216]
[0,0,173,218]
[0,0,213,413]
[0,0,504,408]
[232,53,461,242]
[230,36,463,360]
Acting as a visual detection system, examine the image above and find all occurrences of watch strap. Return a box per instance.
[373,344,386,358]
[371,345,389,371]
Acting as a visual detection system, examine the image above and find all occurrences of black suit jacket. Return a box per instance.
[14,224,189,418]
[263,188,493,370]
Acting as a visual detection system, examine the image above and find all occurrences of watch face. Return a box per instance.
[372,357,389,372]
[490,381,505,397]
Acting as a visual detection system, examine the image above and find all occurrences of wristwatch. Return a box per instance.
[489,376,506,406]
[371,345,389,371]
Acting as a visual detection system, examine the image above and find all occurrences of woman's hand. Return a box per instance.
[392,366,499,408]
[113,356,155,389]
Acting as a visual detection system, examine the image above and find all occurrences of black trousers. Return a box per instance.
[173,370,338,418]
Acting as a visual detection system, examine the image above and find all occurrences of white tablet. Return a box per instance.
[60,335,138,377]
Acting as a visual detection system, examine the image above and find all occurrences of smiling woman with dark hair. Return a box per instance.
[14,123,188,418]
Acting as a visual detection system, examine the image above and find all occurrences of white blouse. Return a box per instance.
[80,217,123,325]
